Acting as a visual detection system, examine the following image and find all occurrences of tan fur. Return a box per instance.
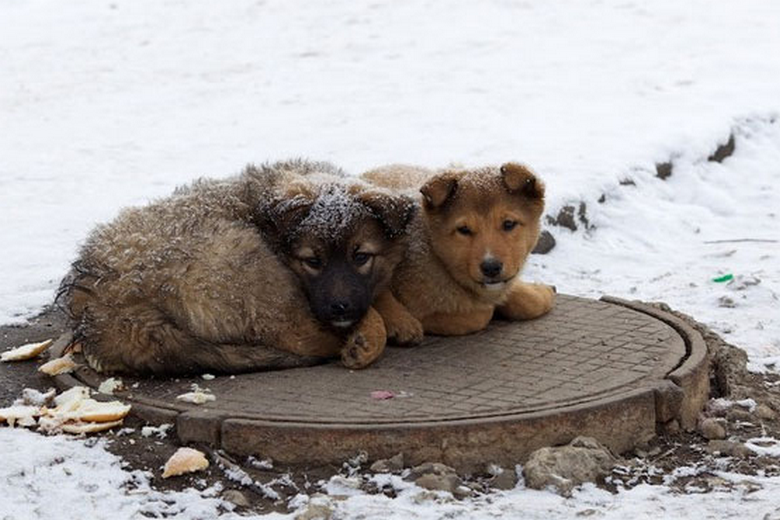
[59,160,411,375]
[362,162,555,342]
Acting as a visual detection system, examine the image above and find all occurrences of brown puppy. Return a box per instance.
[58,160,414,375]
[362,162,555,343]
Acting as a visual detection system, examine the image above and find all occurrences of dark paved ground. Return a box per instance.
[0,306,66,403]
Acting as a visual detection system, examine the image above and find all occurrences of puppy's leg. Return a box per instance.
[341,307,387,369]
[175,342,327,375]
[496,281,556,320]
[274,318,344,358]
[374,290,424,346]
[81,306,328,376]
[422,307,493,336]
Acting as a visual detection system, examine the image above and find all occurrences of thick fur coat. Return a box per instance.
[362,162,555,343]
[59,160,413,375]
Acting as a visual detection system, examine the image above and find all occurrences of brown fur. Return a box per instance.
[361,162,555,343]
[58,160,413,375]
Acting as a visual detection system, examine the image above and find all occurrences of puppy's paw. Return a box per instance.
[341,332,380,369]
[385,313,424,347]
[499,282,556,320]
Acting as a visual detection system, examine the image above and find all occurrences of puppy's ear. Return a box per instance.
[254,185,315,249]
[358,191,416,239]
[420,173,458,210]
[500,162,545,200]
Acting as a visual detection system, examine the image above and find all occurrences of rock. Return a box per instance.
[663,419,681,435]
[409,462,457,480]
[699,418,727,440]
[409,461,464,496]
[707,134,736,163]
[523,436,616,496]
[706,440,752,458]
[370,453,404,473]
[717,296,736,308]
[295,496,333,520]
[756,404,777,421]
[726,408,754,423]
[532,230,556,254]
[411,490,448,504]
[415,473,463,495]
[548,205,577,231]
[222,489,251,508]
[453,485,473,499]
[655,161,673,180]
[490,468,518,490]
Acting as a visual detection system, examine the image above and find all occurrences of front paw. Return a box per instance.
[385,314,424,347]
[341,332,380,369]
[536,283,556,313]
[341,308,387,369]
[499,282,556,321]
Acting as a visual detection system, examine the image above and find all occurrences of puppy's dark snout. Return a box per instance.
[480,259,503,278]
[330,300,351,316]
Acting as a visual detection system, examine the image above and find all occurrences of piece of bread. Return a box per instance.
[0,405,40,427]
[38,354,77,376]
[60,419,124,434]
[97,377,124,395]
[176,391,216,405]
[162,447,210,478]
[1,339,53,362]
[37,386,132,433]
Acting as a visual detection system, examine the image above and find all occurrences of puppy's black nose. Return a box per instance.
[480,259,503,278]
[330,301,351,316]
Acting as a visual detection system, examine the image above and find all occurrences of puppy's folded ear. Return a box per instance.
[254,185,315,250]
[500,162,545,200]
[358,191,416,239]
[420,173,458,210]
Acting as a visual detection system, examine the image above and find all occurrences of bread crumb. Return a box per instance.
[162,447,210,478]
[1,339,53,362]
[39,354,77,376]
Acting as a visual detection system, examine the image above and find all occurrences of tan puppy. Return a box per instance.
[58,160,414,375]
[362,162,555,344]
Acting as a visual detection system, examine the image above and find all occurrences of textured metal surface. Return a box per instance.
[65,295,685,425]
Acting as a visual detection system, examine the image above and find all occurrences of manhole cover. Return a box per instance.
[51,295,709,471]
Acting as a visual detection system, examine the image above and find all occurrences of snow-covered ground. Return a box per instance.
[1,0,779,518]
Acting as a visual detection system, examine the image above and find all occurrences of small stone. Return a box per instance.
[532,230,556,254]
[415,473,462,494]
[718,296,736,308]
[707,440,752,458]
[663,419,681,435]
[222,489,251,508]
[409,462,457,480]
[756,404,777,421]
[453,485,473,499]
[699,418,727,440]
[490,469,518,490]
[295,497,333,520]
[370,453,404,473]
[726,408,754,423]
[411,490,443,504]
[523,436,616,496]
[655,162,673,180]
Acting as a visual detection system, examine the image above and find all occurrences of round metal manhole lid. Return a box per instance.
[61,295,685,425]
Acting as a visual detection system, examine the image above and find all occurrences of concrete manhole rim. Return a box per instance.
[49,295,710,470]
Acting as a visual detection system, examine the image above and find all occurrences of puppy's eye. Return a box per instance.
[302,257,322,269]
[353,252,372,266]
[502,220,518,231]
[456,225,473,236]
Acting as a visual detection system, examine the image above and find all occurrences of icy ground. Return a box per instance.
[1,0,780,518]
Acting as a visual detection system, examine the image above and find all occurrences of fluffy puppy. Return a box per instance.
[58,160,414,375]
[362,162,555,343]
